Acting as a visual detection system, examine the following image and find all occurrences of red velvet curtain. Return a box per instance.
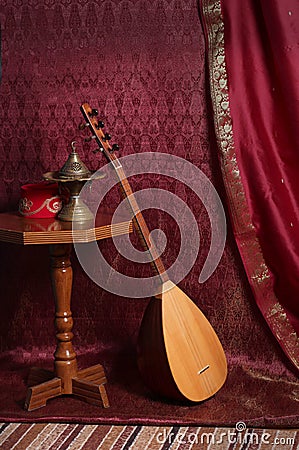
[200,0,299,369]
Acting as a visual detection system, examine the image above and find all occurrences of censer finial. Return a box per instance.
[58,141,91,180]
[43,140,104,222]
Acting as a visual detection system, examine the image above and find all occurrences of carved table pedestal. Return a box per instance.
[0,210,132,411]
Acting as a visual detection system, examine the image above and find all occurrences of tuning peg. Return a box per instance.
[85,136,97,142]
[103,133,111,141]
[96,121,105,129]
[93,147,104,154]
[78,122,90,130]
[88,108,98,117]
[111,144,119,152]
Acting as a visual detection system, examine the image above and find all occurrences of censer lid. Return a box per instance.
[58,141,91,179]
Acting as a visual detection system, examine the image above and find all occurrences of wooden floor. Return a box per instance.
[0,423,297,449]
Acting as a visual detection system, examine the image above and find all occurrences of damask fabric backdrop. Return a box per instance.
[0,1,298,425]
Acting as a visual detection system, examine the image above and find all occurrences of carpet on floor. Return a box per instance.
[0,423,298,450]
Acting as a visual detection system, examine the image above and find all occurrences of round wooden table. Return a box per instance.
[0,209,132,411]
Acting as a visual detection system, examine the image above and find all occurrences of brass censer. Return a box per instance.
[43,141,104,222]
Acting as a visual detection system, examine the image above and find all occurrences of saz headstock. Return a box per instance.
[79,103,119,162]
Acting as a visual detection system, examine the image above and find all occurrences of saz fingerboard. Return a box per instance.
[79,103,168,283]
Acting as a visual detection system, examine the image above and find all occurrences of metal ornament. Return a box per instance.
[58,141,91,179]
[43,141,104,222]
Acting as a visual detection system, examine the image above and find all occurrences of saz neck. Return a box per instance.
[105,150,169,284]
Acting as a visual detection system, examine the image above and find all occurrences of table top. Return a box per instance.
[0,210,133,245]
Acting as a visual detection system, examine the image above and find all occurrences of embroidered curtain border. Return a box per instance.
[200,0,299,370]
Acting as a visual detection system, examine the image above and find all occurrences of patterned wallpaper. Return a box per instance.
[0,0,212,209]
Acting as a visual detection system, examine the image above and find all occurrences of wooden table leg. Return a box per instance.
[24,243,109,411]
[51,243,77,391]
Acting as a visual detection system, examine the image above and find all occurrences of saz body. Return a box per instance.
[138,281,227,401]
[80,103,227,402]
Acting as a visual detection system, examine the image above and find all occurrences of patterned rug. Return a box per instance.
[0,423,298,450]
